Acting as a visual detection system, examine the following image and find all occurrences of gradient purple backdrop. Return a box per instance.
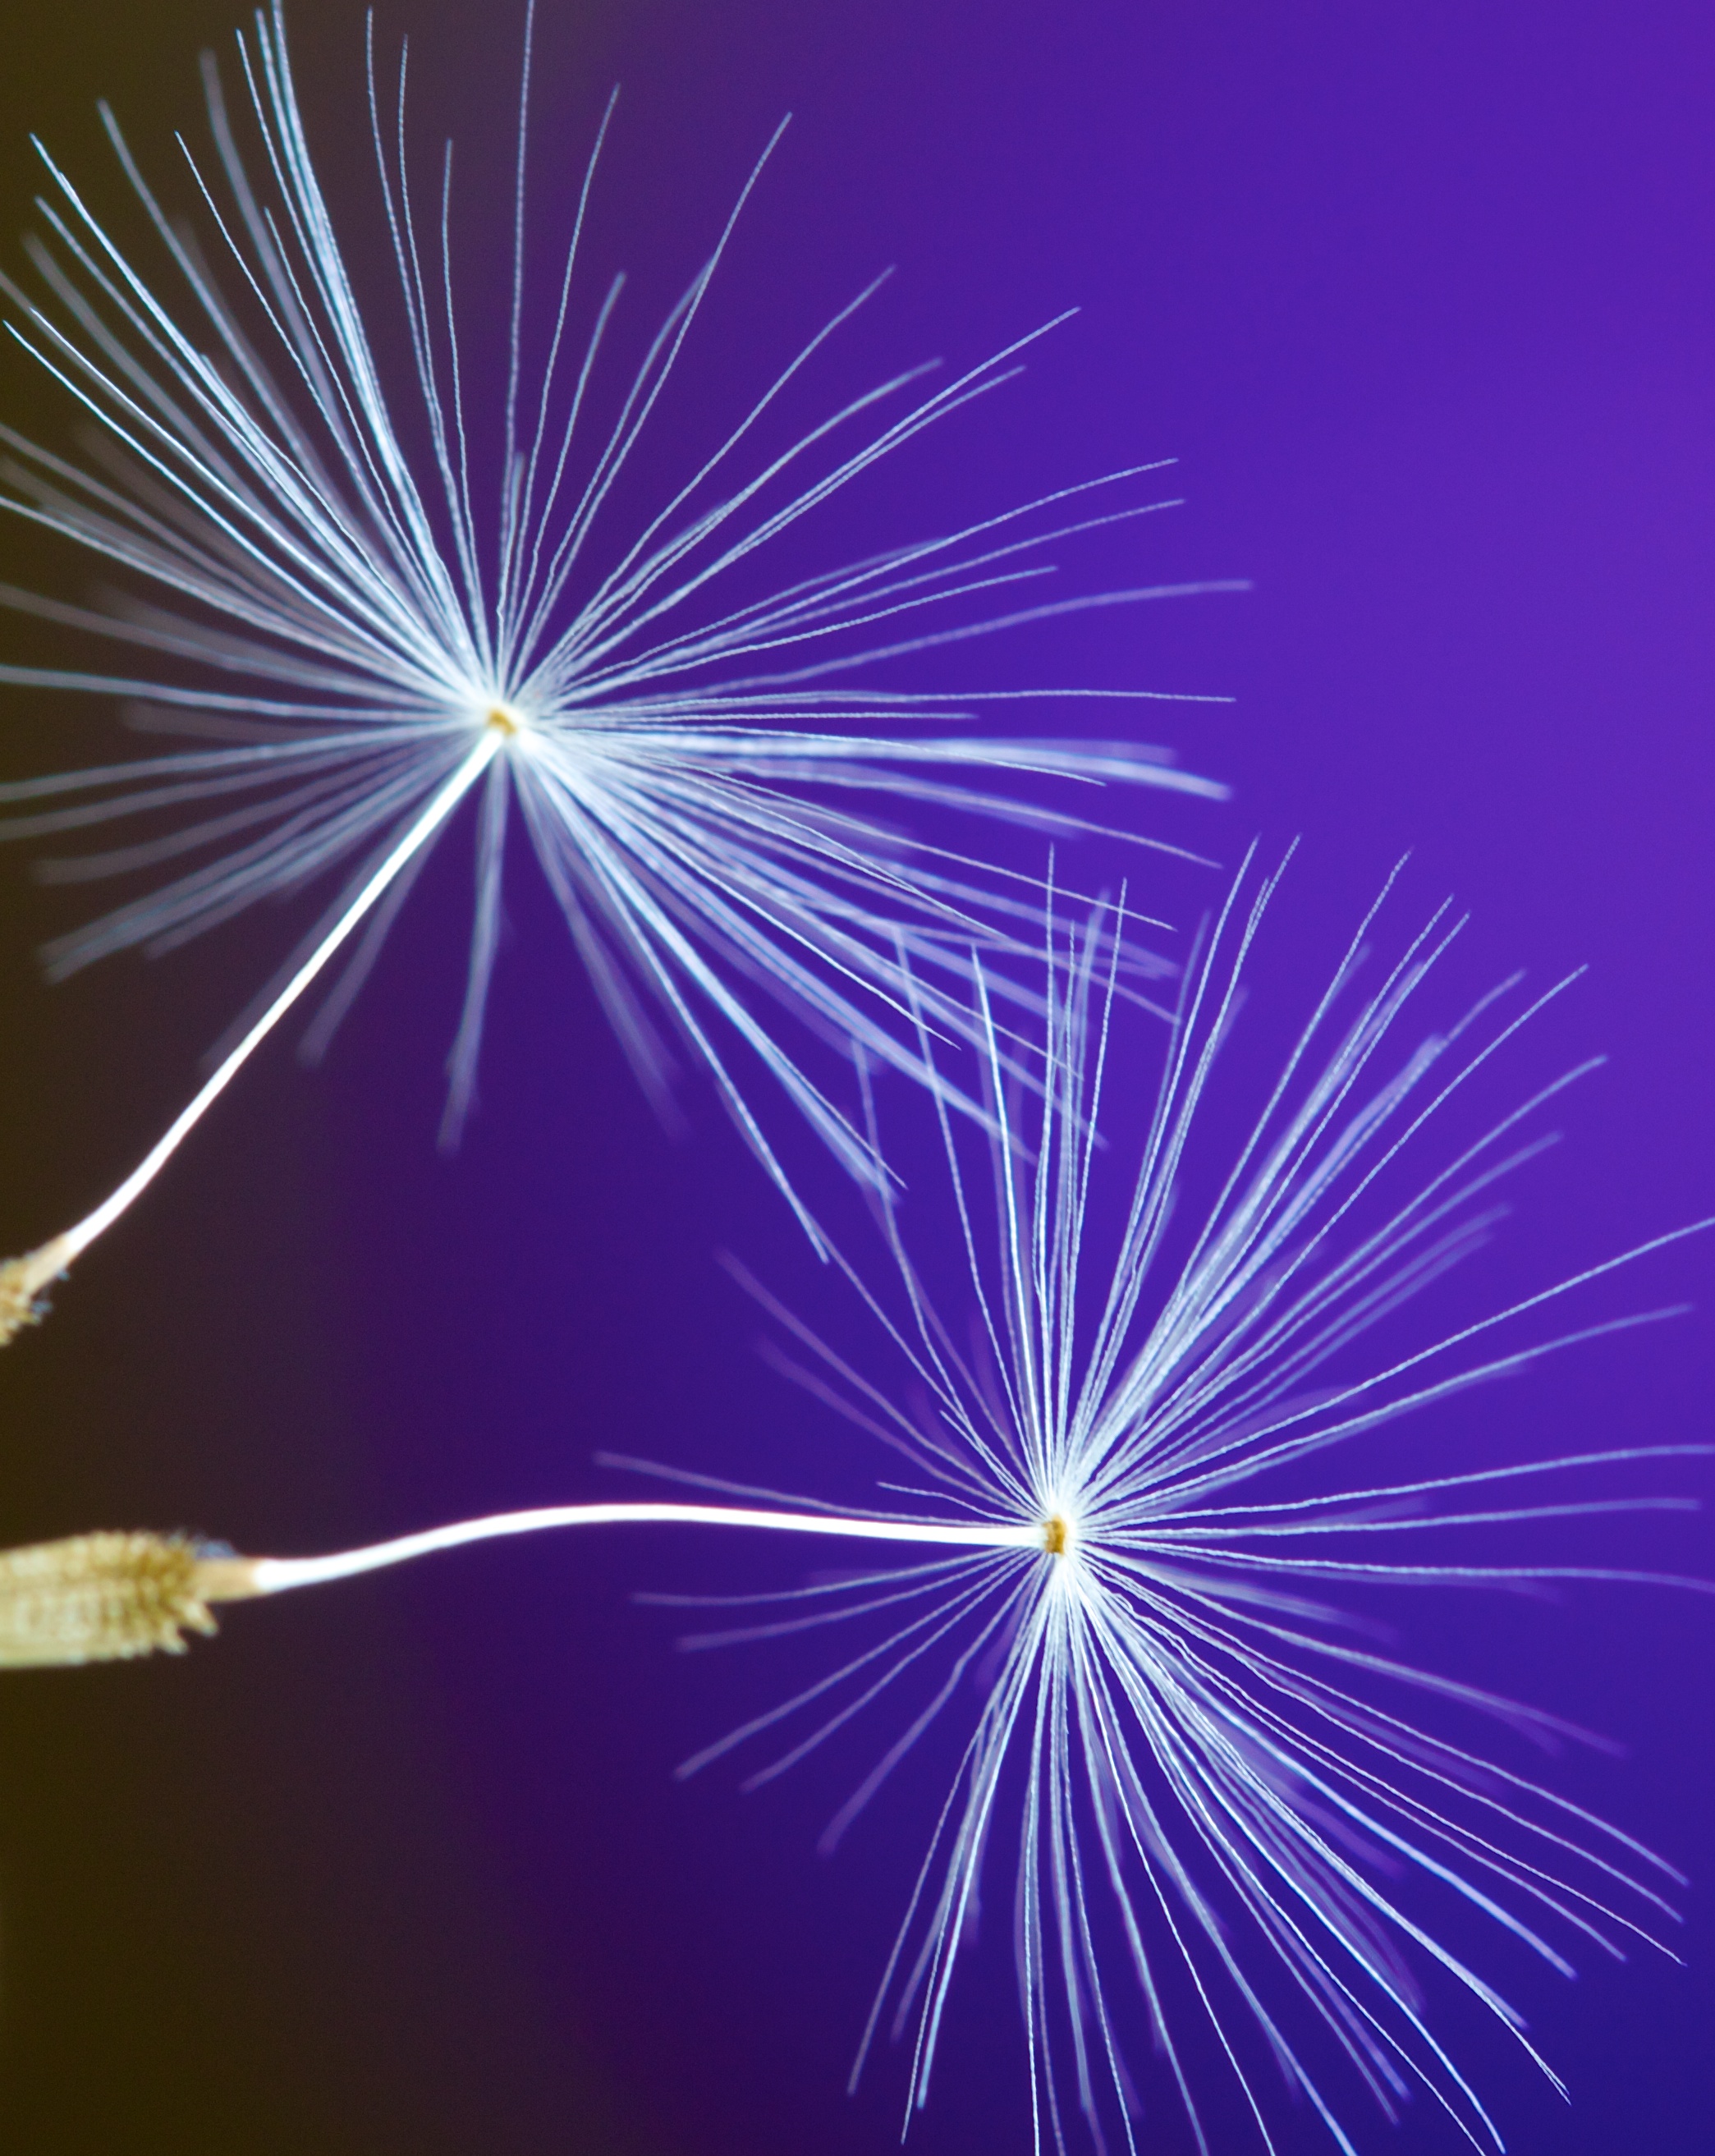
[0,2,1707,2152]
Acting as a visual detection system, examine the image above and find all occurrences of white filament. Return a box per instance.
[249,1501,1043,1594]
[58,727,504,1267]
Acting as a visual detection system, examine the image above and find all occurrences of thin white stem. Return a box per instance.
[247,1502,1045,1594]
[49,726,505,1276]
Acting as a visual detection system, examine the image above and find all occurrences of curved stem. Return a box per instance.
[1,727,505,1339]
[0,1507,1048,1667]
[242,1502,1044,1596]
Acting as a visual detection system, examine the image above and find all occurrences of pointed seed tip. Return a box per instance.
[0,1233,75,1347]
[0,1255,42,1347]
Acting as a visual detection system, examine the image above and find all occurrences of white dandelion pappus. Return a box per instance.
[622,854,1708,2153]
[0,0,1228,1335]
[19,860,1704,2139]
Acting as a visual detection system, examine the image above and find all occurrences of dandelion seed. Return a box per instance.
[0,0,1232,1337]
[0,1510,1036,1667]
[28,858,1706,2150]
[0,1529,239,1663]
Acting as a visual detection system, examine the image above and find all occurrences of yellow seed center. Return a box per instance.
[486,704,522,736]
[1043,1513,1071,1557]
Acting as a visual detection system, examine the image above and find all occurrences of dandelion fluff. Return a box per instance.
[0,0,1232,1332]
[39,858,1707,2149]
[640,856,1710,2151]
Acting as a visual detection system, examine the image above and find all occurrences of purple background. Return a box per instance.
[0,1,1708,2151]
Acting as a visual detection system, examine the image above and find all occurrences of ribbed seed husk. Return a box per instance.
[0,1257,41,1349]
[0,1533,219,1666]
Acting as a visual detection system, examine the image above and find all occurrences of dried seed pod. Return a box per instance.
[0,1259,37,1350]
[0,1236,68,1349]
[0,1532,259,1667]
